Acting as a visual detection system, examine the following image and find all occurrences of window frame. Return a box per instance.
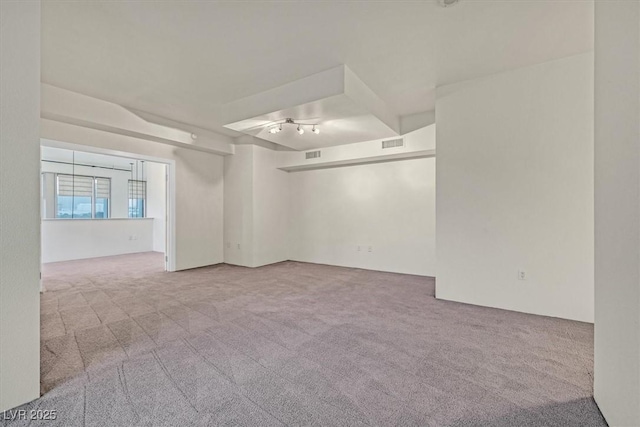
[54,173,112,219]
[94,177,111,219]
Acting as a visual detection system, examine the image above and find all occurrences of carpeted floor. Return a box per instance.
[4,252,605,426]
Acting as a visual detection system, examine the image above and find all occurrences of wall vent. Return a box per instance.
[305,150,321,159]
[382,138,404,149]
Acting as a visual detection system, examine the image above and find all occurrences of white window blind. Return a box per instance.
[57,175,93,197]
[129,180,146,199]
[128,180,146,218]
[55,174,111,219]
[96,178,110,199]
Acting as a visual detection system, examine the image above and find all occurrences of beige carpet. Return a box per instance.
[6,252,605,426]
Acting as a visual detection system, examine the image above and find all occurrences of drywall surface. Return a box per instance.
[41,84,234,155]
[225,138,430,274]
[593,2,640,425]
[41,119,224,271]
[146,161,166,253]
[252,145,289,267]
[223,145,254,266]
[0,0,41,412]
[289,157,436,276]
[278,124,435,171]
[223,144,289,267]
[42,219,154,263]
[436,52,594,322]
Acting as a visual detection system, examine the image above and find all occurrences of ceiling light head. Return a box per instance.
[297,125,304,135]
[312,125,320,135]
[269,126,278,134]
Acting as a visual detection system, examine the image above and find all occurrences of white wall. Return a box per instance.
[594,2,640,425]
[224,127,436,275]
[289,157,436,276]
[41,83,234,156]
[223,144,289,267]
[0,0,41,412]
[223,145,254,266]
[146,161,166,253]
[436,52,594,322]
[42,219,154,263]
[278,125,435,171]
[172,148,223,270]
[253,145,289,266]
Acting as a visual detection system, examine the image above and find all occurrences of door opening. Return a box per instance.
[39,140,176,286]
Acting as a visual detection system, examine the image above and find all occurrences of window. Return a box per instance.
[128,180,146,218]
[56,174,111,219]
[95,178,110,219]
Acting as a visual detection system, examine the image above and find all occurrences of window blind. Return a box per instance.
[57,175,93,197]
[129,180,146,199]
[96,178,110,199]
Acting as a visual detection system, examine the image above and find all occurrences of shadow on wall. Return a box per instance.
[450,398,606,427]
[174,148,224,185]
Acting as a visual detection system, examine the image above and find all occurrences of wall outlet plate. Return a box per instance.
[518,270,527,280]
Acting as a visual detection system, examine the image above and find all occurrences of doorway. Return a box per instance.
[40,140,176,278]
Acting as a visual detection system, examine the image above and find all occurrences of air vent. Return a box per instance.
[382,138,404,149]
[305,150,321,159]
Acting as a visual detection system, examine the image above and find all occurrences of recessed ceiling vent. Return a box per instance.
[382,138,404,149]
[305,150,321,159]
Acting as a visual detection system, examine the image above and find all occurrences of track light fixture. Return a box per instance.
[267,118,319,136]
[268,124,283,134]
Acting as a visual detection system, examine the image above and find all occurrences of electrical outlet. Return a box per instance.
[518,270,527,280]
[368,246,373,252]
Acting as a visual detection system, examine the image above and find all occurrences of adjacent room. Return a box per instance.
[1,1,639,426]
[40,145,168,268]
